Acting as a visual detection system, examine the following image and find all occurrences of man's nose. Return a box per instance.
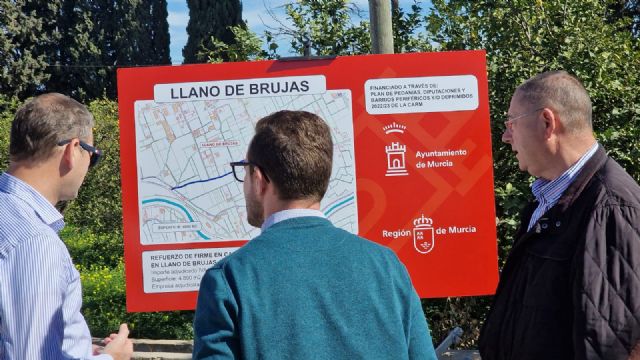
[502,128,512,144]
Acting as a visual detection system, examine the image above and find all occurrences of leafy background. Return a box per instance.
[0,0,638,347]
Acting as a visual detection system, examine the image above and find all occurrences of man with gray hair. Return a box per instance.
[0,93,132,359]
[479,71,640,359]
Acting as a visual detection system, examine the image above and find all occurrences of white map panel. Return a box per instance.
[135,91,357,244]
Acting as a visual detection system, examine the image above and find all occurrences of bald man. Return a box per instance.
[479,71,640,360]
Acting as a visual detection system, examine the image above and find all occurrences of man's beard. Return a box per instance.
[245,191,264,228]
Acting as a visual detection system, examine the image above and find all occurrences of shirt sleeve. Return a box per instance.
[573,203,640,359]
[389,247,438,360]
[6,235,108,359]
[407,287,438,360]
[193,267,240,359]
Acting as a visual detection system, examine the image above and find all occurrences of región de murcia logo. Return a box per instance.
[413,214,435,254]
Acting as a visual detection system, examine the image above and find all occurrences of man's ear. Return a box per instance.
[542,108,557,139]
[59,139,77,174]
[252,167,270,196]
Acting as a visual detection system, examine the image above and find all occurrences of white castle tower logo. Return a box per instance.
[413,214,435,254]
[385,142,408,176]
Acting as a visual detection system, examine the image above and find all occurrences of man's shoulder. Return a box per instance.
[217,218,398,268]
[0,204,69,275]
[265,217,393,251]
[590,157,640,207]
[0,195,55,233]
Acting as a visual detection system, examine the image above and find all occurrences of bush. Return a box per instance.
[61,225,123,269]
[79,259,194,339]
[0,95,21,169]
[64,99,124,234]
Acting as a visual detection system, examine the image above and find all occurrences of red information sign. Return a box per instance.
[117,50,498,312]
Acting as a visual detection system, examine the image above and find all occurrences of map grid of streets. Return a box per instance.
[135,91,358,244]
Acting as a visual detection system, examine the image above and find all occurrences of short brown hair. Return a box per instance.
[10,93,94,162]
[516,70,592,133]
[247,110,333,201]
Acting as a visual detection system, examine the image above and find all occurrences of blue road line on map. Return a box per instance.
[141,198,210,240]
[171,171,234,191]
[324,195,355,217]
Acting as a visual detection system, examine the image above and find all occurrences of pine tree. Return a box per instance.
[149,0,171,64]
[183,0,244,64]
[45,0,103,100]
[42,0,172,99]
[0,0,55,98]
[100,0,171,96]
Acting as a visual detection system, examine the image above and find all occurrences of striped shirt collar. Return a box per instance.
[530,142,599,210]
[261,208,326,232]
[0,172,65,233]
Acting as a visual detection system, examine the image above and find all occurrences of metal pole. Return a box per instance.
[369,0,395,54]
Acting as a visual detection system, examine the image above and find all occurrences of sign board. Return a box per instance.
[117,51,499,312]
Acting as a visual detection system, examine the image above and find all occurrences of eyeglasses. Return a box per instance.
[504,107,545,131]
[57,139,102,168]
[230,160,270,183]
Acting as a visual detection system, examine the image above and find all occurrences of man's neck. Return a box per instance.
[541,136,597,181]
[264,198,321,218]
[7,162,60,205]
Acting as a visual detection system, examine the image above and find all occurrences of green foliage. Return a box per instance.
[149,0,172,65]
[184,0,244,63]
[79,259,194,339]
[0,95,20,169]
[61,225,123,269]
[0,0,54,98]
[63,100,123,233]
[43,0,101,100]
[281,0,371,56]
[608,0,640,36]
[218,0,433,59]
[203,25,276,63]
[54,0,172,99]
[424,297,492,347]
[424,0,640,346]
[392,1,433,53]
[0,0,172,101]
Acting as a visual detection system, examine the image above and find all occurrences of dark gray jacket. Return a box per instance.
[479,146,640,360]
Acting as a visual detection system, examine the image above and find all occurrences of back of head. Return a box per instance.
[248,110,333,202]
[10,93,94,163]
[516,70,592,134]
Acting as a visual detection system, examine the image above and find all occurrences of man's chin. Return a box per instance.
[247,216,263,228]
[516,159,527,172]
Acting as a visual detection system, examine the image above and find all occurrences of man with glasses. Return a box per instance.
[0,93,132,359]
[193,110,437,359]
[479,71,640,359]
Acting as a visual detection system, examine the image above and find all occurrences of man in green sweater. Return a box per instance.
[193,110,437,359]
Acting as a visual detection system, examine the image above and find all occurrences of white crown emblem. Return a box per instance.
[413,214,433,228]
[383,122,406,134]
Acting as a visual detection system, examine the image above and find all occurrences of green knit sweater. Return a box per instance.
[193,216,437,359]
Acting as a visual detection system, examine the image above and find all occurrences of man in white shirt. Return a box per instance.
[0,93,132,359]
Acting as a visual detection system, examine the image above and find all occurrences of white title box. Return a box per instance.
[154,75,326,102]
[365,75,479,115]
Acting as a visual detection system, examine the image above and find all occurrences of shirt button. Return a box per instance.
[555,221,561,227]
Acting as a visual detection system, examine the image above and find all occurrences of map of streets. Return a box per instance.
[135,91,358,244]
